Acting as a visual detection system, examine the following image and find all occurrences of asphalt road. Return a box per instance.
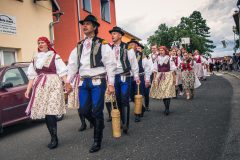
[0,75,235,160]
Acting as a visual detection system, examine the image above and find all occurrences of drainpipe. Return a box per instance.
[49,11,64,45]
[77,0,82,41]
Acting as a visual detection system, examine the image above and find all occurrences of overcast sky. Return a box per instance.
[115,0,238,57]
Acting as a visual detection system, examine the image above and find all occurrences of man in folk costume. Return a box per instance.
[138,43,153,112]
[106,26,139,134]
[193,50,204,80]
[149,44,159,63]
[129,40,152,122]
[66,15,116,153]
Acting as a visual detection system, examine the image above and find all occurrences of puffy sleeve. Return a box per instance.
[55,54,67,77]
[67,47,79,82]
[127,49,139,80]
[101,44,117,85]
[27,62,38,80]
[153,57,158,73]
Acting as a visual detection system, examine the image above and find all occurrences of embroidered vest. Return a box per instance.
[158,59,170,72]
[77,37,104,69]
[136,51,144,73]
[112,42,131,73]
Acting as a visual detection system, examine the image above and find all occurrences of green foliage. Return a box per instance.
[147,11,216,55]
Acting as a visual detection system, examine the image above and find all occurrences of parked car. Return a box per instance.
[0,62,64,133]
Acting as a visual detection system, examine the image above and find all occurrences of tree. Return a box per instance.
[147,11,216,55]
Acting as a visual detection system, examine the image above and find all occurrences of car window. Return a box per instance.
[21,67,28,76]
[2,68,26,87]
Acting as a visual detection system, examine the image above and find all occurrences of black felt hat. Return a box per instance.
[109,26,125,36]
[127,38,139,46]
[79,14,100,27]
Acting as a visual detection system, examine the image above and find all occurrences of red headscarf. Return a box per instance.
[37,36,57,53]
[159,46,169,55]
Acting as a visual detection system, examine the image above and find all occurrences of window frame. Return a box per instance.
[0,49,18,66]
[100,0,111,23]
[2,67,27,87]
[82,0,92,13]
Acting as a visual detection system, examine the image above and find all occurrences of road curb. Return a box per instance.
[221,75,240,160]
[221,72,240,80]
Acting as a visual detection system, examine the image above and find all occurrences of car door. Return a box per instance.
[0,67,29,126]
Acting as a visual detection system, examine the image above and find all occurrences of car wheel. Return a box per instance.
[56,114,64,121]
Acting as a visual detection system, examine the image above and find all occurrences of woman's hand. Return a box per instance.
[25,89,30,99]
[107,85,115,95]
[65,83,73,93]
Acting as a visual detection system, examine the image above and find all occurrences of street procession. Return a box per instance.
[24,14,214,153]
[1,0,240,159]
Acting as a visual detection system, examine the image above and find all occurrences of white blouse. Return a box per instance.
[27,51,67,80]
[153,55,177,72]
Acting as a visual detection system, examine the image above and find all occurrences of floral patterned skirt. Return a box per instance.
[150,72,176,99]
[182,70,195,90]
[29,74,66,119]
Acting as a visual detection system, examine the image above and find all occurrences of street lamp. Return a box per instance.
[233,26,237,53]
[237,1,240,49]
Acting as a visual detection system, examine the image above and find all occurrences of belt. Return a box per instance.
[80,74,106,80]
[139,72,145,76]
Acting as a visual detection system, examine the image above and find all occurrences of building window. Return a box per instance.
[82,0,92,13]
[101,0,111,22]
[0,49,17,66]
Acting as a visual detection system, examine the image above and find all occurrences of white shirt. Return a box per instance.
[153,55,177,72]
[113,45,139,80]
[142,56,152,81]
[27,51,67,80]
[67,38,117,85]
[149,52,158,63]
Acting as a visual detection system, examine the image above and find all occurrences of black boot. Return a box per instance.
[105,102,112,122]
[140,105,145,117]
[46,115,58,149]
[48,127,58,149]
[164,99,170,116]
[89,119,103,153]
[78,111,87,132]
[190,89,194,99]
[135,115,141,122]
[122,105,130,134]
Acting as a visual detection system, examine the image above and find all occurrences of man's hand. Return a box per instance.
[65,83,73,94]
[107,85,115,95]
[136,79,141,85]
[145,81,151,88]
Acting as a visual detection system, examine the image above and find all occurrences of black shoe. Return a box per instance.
[146,107,150,112]
[122,125,128,134]
[135,116,140,122]
[164,110,170,116]
[78,123,87,132]
[89,142,101,153]
[90,123,94,129]
[106,117,112,122]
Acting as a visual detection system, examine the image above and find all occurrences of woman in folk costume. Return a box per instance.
[25,37,67,149]
[150,46,177,116]
[171,48,184,97]
[193,50,204,80]
[180,52,195,100]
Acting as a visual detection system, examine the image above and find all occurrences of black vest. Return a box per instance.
[136,51,144,73]
[112,42,131,73]
[77,37,104,68]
